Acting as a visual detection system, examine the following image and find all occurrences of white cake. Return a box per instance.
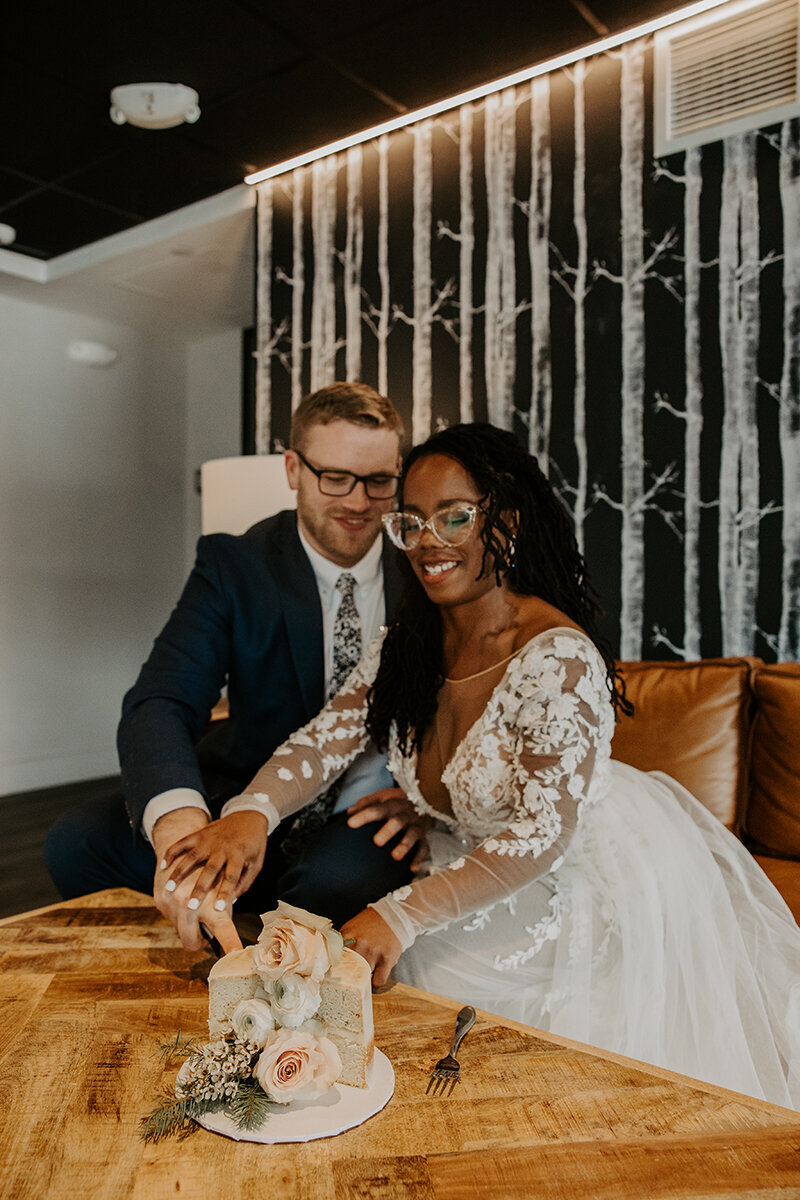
[208,945,374,1087]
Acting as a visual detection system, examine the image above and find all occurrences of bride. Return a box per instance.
[163,423,800,1109]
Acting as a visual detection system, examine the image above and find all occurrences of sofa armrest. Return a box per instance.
[743,662,800,858]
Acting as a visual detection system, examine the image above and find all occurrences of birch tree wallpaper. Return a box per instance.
[251,36,800,664]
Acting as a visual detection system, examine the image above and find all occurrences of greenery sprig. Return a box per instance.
[139,1029,270,1143]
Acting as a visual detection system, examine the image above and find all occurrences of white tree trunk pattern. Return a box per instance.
[291,169,305,410]
[572,60,589,555]
[310,156,339,390]
[251,47,793,662]
[779,119,800,659]
[718,138,739,654]
[412,121,434,443]
[345,147,364,381]
[618,42,647,661]
[255,181,273,453]
[459,104,475,421]
[377,135,390,396]
[683,146,703,659]
[529,76,552,470]
[735,133,760,655]
[484,89,517,430]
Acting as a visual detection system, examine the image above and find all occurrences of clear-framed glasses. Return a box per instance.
[295,449,399,499]
[382,502,480,551]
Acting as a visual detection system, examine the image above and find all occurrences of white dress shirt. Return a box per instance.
[142,527,393,842]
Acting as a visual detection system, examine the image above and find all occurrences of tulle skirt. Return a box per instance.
[392,761,800,1110]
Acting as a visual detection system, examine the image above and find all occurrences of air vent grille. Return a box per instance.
[655,0,800,156]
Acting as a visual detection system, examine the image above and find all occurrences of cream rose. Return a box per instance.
[253,902,344,984]
[229,998,275,1046]
[262,974,321,1027]
[254,1029,342,1104]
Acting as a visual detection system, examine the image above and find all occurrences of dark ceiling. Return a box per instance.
[4,0,678,261]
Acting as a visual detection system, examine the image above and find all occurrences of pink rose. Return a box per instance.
[254,1029,342,1104]
[253,902,344,984]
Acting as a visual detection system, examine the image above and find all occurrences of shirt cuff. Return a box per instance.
[142,789,211,844]
[221,792,282,835]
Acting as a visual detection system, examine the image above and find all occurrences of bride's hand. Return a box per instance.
[160,811,269,922]
[346,787,432,870]
[340,908,402,987]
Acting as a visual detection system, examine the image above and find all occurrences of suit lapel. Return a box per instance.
[265,514,325,717]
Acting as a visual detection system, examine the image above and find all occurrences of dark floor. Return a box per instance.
[0,775,120,919]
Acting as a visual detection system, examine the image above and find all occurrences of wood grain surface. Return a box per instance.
[1,889,799,1200]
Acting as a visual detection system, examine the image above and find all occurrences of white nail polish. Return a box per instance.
[159,859,167,870]
[187,897,200,910]
[214,899,226,911]
[165,879,177,893]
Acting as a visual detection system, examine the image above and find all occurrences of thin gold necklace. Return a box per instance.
[444,646,519,683]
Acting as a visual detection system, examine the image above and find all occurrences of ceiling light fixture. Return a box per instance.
[244,0,739,185]
[110,83,200,130]
[67,341,119,367]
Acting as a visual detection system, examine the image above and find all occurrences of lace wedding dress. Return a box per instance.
[224,628,800,1109]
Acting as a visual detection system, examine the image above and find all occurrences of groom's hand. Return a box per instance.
[152,808,238,953]
[346,787,432,871]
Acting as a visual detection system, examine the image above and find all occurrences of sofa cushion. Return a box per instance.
[611,657,758,829]
[753,855,800,925]
[743,662,800,859]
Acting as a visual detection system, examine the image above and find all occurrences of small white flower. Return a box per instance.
[230,998,275,1047]
[301,760,313,778]
[277,767,294,781]
[392,885,413,901]
[262,974,321,1027]
[448,857,466,871]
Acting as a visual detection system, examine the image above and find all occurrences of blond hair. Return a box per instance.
[289,382,404,451]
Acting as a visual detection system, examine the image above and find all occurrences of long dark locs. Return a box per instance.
[366,423,632,755]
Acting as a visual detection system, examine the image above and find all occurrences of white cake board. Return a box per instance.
[179,1050,394,1144]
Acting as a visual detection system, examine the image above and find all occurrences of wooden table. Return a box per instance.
[2,889,800,1199]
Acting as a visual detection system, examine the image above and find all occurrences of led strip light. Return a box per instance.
[245,0,749,184]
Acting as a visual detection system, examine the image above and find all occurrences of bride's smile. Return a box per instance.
[401,454,505,613]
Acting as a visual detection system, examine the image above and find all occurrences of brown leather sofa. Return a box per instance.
[612,657,800,923]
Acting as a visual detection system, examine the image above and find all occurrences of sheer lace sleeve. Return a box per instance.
[221,635,384,831]
[371,631,613,950]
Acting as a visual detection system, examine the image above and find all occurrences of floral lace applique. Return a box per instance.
[373,629,615,952]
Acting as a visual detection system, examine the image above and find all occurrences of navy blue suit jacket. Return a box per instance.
[118,510,404,833]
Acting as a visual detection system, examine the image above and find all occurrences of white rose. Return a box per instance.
[253,902,344,984]
[230,998,275,1046]
[254,1029,342,1104]
[262,973,321,1027]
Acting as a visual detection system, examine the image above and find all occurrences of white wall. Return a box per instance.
[183,328,243,567]
[0,292,189,793]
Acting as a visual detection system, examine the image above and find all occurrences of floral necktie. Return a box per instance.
[280,573,362,861]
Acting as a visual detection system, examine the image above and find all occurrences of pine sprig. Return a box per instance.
[227,1078,274,1131]
[156,1030,202,1066]
[139,1093,201,1144]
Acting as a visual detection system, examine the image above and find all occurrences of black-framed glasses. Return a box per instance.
[295,450,399,499]
[382,502,480,550]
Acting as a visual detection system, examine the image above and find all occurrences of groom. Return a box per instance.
[46,382,423,952]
